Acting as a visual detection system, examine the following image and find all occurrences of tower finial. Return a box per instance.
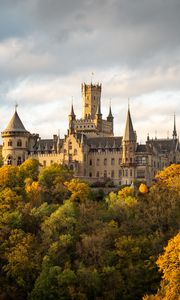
[128,98,130,110]
[91,72,94,84]
[107,99,113,119]
[15,102,18,112]
[173,112,177,139]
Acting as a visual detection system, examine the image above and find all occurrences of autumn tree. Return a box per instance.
[19,158,39,182]
[144,232,180,300]
[39,164,73,203]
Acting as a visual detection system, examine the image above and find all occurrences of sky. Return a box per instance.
[0,0,180,142]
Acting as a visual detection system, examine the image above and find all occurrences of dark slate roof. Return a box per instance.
[4,111,28,133]
[34,138,63,151]
[86,136,123,149]
[124,109,136,141]
[136,144,148,153]
[147,139,178,153]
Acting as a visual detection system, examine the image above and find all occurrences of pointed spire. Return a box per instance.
[123,107,136,142]
[173,113,177,139]
[70,103,75,117]
[107,100,113,120]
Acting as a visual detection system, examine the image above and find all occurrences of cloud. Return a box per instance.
[0,0,179,143]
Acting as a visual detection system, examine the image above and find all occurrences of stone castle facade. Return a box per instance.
[1,83,180,186]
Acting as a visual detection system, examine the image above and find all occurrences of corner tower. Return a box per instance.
[121,107,137,185]
[82,83,102,119]
[1,108,30,166]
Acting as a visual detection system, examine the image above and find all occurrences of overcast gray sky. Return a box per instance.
[0,0,180,141]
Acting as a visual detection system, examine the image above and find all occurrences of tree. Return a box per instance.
[143,232,180,300]
[139,183,148,194]
[65,178,91,203]
[39,164,73,203]
[3,229,41,293]
[19,158,40,182]
[0,165,20,189]
[155,164,180,191]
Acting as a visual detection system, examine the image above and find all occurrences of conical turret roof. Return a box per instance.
[107,104,113,118]
[123,108,136,141]
[69,104,75,116]
[173,113,177,139]
[4,110,28,133]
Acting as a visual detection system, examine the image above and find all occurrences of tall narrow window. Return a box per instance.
[17,140,22,147]
[104,158,107,166]
[7,156,12,165]
[8,140,12,146]
[111,158,115,165]
[17,157,21,166]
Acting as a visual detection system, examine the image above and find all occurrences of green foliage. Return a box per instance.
[0,165,20,189]
[39,164,73,203]
[0,163,179,299]
[19,158,39,182]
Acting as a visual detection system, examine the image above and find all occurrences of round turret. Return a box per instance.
[1,109,30,166]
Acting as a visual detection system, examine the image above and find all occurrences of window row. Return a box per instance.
[64,148,78,155]
[7,156,22,165]
[89,158,122,166]
[89,169,134,178]
[7,139,27,147]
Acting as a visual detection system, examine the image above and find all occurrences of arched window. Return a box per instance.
[7,156,12,165]
[17,139,22,147]
[104,170,107,178]
[111,170,114,178]
[8,140,12,146]
[89,172,92,177]
[68,141,72,150]
[17,157,22,166]
[104,158,107,166]
[111,158,115,165]
[89,159,92,166]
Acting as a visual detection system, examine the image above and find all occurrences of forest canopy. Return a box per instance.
[0,159,179,300]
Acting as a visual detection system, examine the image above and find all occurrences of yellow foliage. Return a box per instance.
[25,180,42,206]
[155,164,180,191]
[139,183,148,194]
[156,232,180,300]
[118,186,134,199]
[65,179,91,202]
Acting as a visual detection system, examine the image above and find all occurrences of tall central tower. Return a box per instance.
[82,83,102,119]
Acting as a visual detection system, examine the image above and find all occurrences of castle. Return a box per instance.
[1,83,180,186]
